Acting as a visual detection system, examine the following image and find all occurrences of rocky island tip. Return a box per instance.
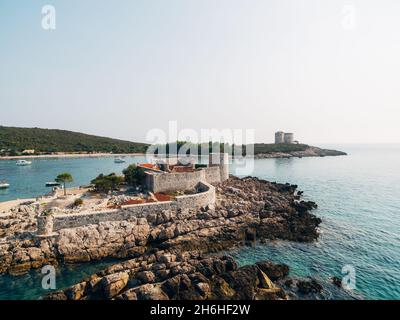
[0,153,349,300]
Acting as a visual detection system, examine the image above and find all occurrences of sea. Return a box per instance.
[0,144,399,300]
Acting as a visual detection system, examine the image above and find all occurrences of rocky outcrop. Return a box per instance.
[254,146,347,159]
[277,277,326,300]
[256,261,290,281]
[0,176,321,278]
[44,254,289,300]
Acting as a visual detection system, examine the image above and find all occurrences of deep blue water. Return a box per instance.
[0,145,399,300]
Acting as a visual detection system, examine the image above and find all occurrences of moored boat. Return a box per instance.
[114,157,126,163]
[0,181,10,189]
[45,181,61,187]
[16,160,32,166]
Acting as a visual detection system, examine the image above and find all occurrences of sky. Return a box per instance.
[0,0,399,144]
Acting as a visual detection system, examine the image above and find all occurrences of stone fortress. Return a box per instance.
[36,153,229,236]
[143,153,229,193]
[275,131,295,144]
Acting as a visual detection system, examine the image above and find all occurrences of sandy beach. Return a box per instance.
[0,153,146,161]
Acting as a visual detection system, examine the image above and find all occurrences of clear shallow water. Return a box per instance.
[0,156,149,202]
[0,259,121,300]
[0,145,399,300]
[231,144,400,300]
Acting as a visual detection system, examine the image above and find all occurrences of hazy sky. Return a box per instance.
[0,0,399,144]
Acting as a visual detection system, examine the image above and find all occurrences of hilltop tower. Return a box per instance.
[275,131,285,144]
[284,133,294,144]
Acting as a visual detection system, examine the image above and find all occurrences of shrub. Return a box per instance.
[91,173,124,193]
[73,198,83,207]
[123,164,146,187]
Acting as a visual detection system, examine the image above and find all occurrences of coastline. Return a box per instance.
[0,153,147,161]
[254,146,347,159]
[0,176,329,300]
[0,147,346,161]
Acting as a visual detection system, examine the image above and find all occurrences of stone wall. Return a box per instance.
[147,170,207,194]
[144,153,229,193]
[203,166,221,185]
[175,182,215,209]
[37,182,215,236]
[52,201,173,231]
[209,153,229,181]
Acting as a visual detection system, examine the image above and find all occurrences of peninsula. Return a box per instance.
[0,153,350,300]
[0,126,346,160]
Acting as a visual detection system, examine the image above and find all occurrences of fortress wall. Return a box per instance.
[145,153,229,193]
[36,154,229,236]
[204,166,221,184]
[175,182,215,209]
[148,170,206,193]
[51,201,174,231]
[36,182,215,235]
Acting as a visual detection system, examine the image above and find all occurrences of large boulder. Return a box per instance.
[256,261,290,281]
[296,278,323,295]
[101,272,129,299]
[134,284,169,300]
[136,271,156,284]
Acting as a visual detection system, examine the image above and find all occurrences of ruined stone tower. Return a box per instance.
[209,153,229,182]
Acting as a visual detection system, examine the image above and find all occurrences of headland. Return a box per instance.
[0,153,349,300]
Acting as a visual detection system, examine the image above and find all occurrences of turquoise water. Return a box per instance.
[0,156,148,202]
[0,259,121,300]
[231,144,400,300]
[1,145,400,300]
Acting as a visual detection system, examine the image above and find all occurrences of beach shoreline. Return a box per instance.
[0,153,147,161]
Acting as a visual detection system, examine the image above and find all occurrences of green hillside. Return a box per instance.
[0,126,149,155]
[252,143,309,154]
[153,141,310,155]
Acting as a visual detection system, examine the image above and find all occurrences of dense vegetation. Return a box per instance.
[0,126,309,156]
[90,165,145,193]
[153,141,309,156]
[122,164,146,187]
[91,173,124,193]
[252,143,309,154]
[0,126,149,155]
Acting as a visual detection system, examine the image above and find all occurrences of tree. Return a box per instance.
[123,164,145,187]
[55,173,73,196]
[91,173,123,193]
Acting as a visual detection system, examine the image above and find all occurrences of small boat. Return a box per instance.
[0,181,10,189]
[16,160,32,166]
[114,157,126,163]
[45,181,61,187]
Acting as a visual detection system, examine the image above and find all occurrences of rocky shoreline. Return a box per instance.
[0,176,331,300]
[44,253,328,300]
[254,146,347,159]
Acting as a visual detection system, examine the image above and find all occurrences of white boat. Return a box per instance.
[114,157,126,163]
[0,181,10,189]
[16,160,32,166]
[45,181,61,187]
